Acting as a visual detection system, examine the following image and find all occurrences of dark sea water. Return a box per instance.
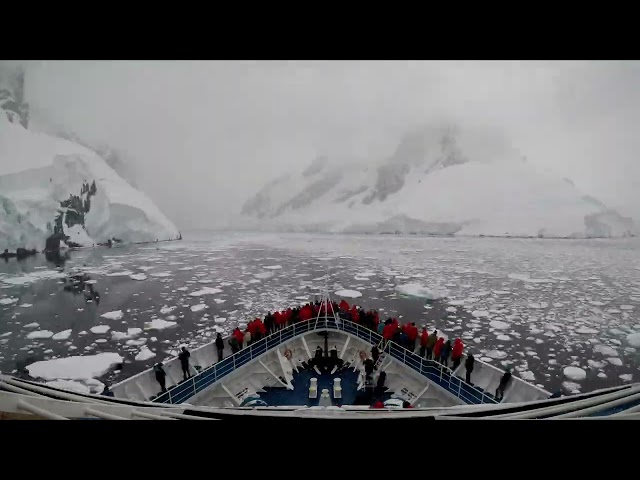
[1,231,639,395]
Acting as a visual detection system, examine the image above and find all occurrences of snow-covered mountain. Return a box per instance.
[241,126,636,238]
[0,67,179,250]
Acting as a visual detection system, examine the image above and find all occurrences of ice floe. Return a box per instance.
[90,325,110,334]
[0,297,19,305]
[130,273,148,281]
[563,366,586,381]
[626,333,640,348]
[100,310,124,321]
[26,352,123,380]
[26,330,54,339]
[189,287,222,297]
[52,329,72,341]
[489,320,509,330]
[396,283,446,300]
[135,346,156,361]
[575,327,599,334]
[145,319,177,330]
[335,289,362,298]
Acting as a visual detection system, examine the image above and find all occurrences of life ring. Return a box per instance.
[284,349,292,360]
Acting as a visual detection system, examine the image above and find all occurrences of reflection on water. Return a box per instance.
[63,272,100,306]
[45,250,70,267]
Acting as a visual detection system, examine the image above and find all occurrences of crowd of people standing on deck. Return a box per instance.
[210,298,477,381]
[150,297,518,400]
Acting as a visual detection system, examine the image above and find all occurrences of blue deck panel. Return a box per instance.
[257,368,393,407]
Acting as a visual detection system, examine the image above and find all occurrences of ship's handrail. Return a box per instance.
[150,317,501,406]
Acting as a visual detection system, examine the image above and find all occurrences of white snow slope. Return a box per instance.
[240,126,636,238]
[0,111,179,249]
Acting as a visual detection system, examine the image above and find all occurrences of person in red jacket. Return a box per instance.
[433,337,445,363]
[451,338,464,370]
[339,299,350,312]
[233,327,245,349]
[420,328,429,357]
[351,305,360,323]
[382,322,395,341]
[406,322,418,353]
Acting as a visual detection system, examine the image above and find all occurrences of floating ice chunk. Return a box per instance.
[597,372,607,379]
[520,371,535,382]
[145,319,177,330]
[100,310,123,321]
[489,320,508,329]
[26,352,123,380]
[576,327,599,334]
[485,350,507,359]
[160,306,176,314]
[535,339,544,344]
[563,366,586,381]
[620,305,635,311]
[335,289,362,298]
[24,322,40,329]
[594,344,618,357]
[446,307,457,313]
[552,303,564,308]
[562,381,581,393]
[263,265,282,270]
[587,359,605,369]
[548,359,557,365]
[449,300,465,306]
[150,272,172,278]
[189,287,223,297]
[214,317,227,323]
[493,290,511,295]
[176,286,189,291]
[627,333,640,348]
[130,273,147,281]
[396,284,446,300]
[607,357,622,366]
[90,325,110,334]
[26,330,54,339]
[135,346,156,361]
[213,299,226,304]
[52,329,72,341]
[0,297,19,305]
[619,374,633,382]
[19,303,33,308]
[191,304,207,312]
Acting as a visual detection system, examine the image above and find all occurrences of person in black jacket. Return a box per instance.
[178,347,191,380]
[154,362,167,393]
[495,368,512,401]
[464,353,475,384]
[215,333,224,362]
[371,345,380,364]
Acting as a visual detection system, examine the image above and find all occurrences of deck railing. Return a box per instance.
[153,317,497,405]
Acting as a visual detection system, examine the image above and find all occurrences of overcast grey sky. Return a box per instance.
[17,60,640,228]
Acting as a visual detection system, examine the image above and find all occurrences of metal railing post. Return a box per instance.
[192,377,197,396]
[168,388,173,404]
